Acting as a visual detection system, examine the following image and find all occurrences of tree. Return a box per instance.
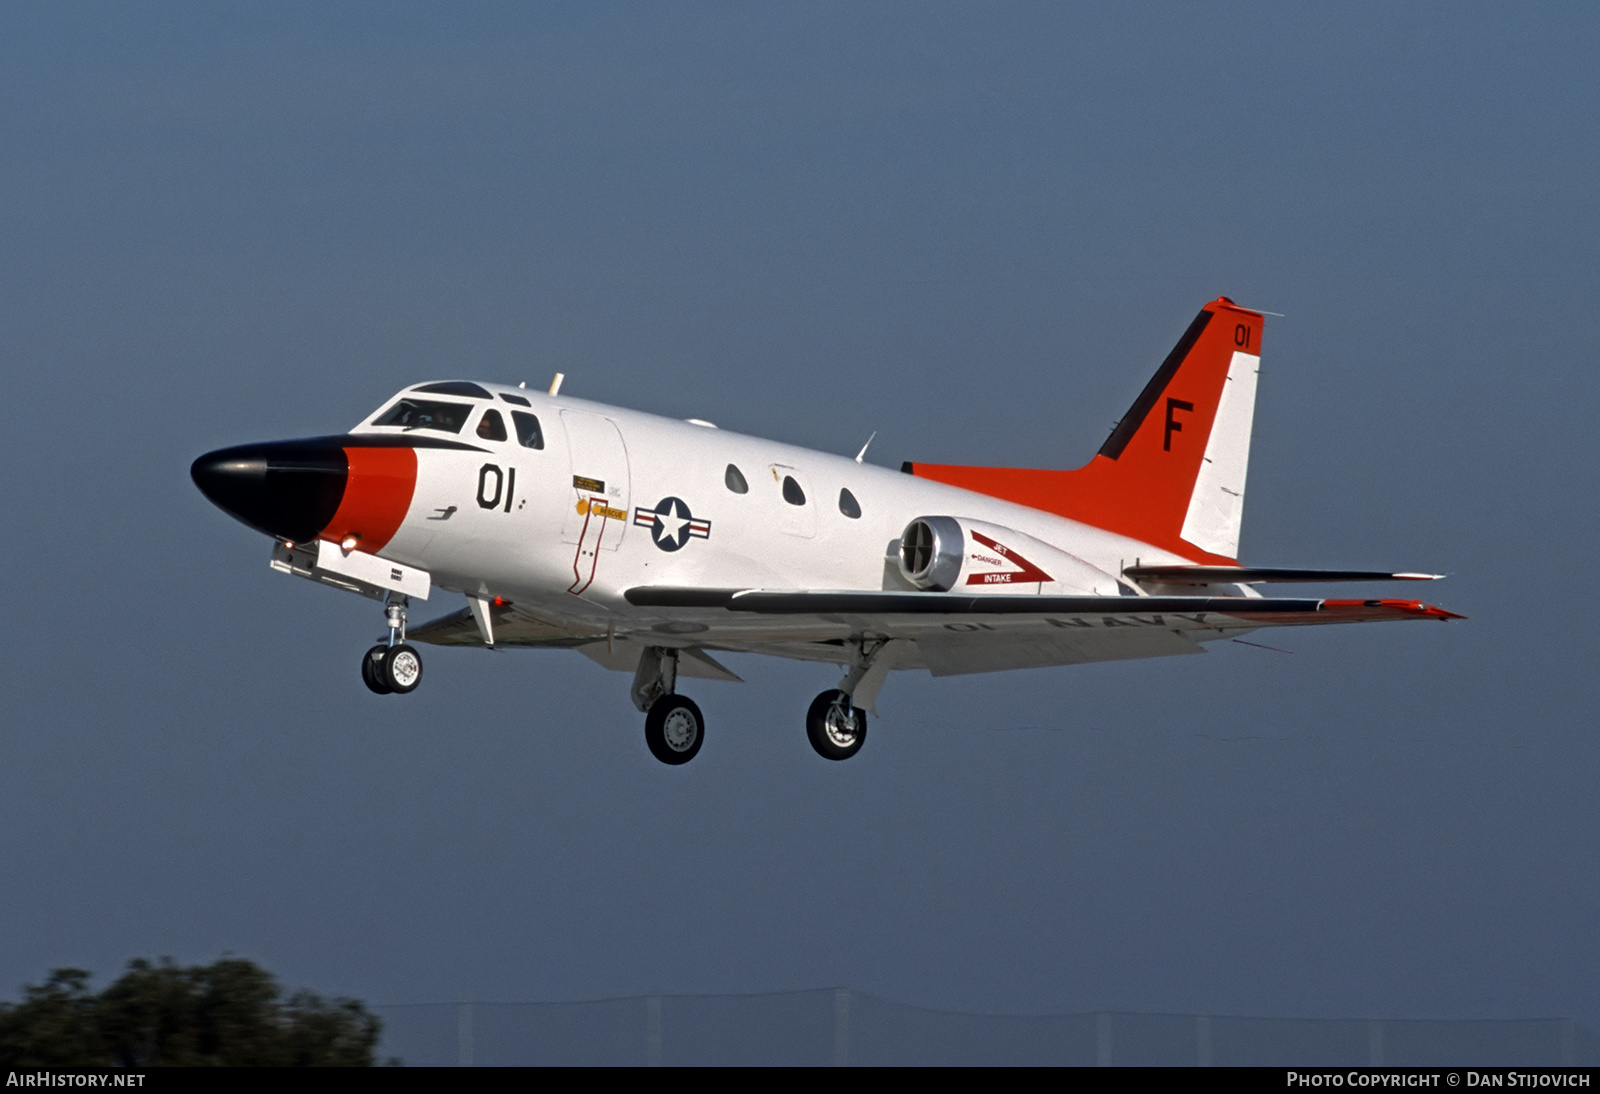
[0,958,383,1066]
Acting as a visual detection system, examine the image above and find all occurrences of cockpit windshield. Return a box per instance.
[373,398,472,434]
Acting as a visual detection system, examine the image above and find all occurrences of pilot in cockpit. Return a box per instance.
[476,409,507,442]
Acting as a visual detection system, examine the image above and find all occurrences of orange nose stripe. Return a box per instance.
[320,447,418,553]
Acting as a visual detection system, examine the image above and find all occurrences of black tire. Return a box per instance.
[381,643,423,694]
[806,689,867,760]
[361,644,392,695]
[645,694,704,765]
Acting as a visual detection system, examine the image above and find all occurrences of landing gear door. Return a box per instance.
[560,409,632,553]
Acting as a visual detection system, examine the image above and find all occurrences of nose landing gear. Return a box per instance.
[360,644,392,694]
[360,594,423,696]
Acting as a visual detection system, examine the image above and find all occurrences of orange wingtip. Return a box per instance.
[1322,598,1466,621]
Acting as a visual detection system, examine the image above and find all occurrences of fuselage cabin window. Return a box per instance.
[725,464,749,494]
[477,409,508,442]
[511,411,544,449]
[838,488,861,519]
[782,475,806,506]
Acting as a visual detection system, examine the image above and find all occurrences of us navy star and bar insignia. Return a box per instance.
[634,496,712,552]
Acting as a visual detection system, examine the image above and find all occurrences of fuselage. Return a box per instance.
[192,380,1205,649]
[230,382,1190,626]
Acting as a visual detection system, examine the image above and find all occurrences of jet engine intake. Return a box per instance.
[898,516,965,590]
[898,515,1123,596]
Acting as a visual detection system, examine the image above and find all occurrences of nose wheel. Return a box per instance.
[807,689,867,760]
[360,645,391,694]
[361,642,423,694]
[360,594,422,695]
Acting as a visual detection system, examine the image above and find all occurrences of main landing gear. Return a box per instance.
[629,645,880,765]
[645,694,705,765]
[800,639,897,761]
[633,648,703,764]
[806,689,867,761]
[362,594,423,696]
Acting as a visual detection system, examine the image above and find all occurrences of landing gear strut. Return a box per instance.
[361,593,423,695]
[633,647,703,764]
[807,689,867,760]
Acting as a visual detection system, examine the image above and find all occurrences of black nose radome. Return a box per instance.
[191,439,349,543]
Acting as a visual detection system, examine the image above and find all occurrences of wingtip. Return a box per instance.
[1322,598,1466,621]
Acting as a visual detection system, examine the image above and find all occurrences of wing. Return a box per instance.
[407,605,591,648]
[407,604,743,681]
[575,642,743,682]
[623,587,1463,677]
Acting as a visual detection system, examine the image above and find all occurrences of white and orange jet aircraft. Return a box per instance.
[192,298,1459,764]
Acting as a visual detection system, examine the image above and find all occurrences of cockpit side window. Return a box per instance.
[477,409,508,441]
[373,398,472,434]
[511,411,544,450]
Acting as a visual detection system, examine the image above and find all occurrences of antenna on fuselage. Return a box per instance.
[854,431,877,464]
[548,373,565,396]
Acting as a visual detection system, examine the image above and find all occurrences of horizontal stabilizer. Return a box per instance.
[1125,566,1445,585]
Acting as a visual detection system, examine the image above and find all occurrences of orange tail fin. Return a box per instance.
[905,297,1264,564]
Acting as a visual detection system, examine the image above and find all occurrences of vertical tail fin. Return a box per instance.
[905,297,1264,563]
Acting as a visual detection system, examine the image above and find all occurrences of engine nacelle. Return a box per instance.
[897,516,1122,596]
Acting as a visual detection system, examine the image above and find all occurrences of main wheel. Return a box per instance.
[361,644,392,695]
[807,689,867,760]
[645,694,704,765]
[381,643,423,694]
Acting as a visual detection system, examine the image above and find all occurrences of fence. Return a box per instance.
[373,990,1597,1066]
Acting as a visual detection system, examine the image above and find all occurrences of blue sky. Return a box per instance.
[2,2,1596,1024]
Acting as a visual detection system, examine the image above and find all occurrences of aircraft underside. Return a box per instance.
[377,580,1453,765]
